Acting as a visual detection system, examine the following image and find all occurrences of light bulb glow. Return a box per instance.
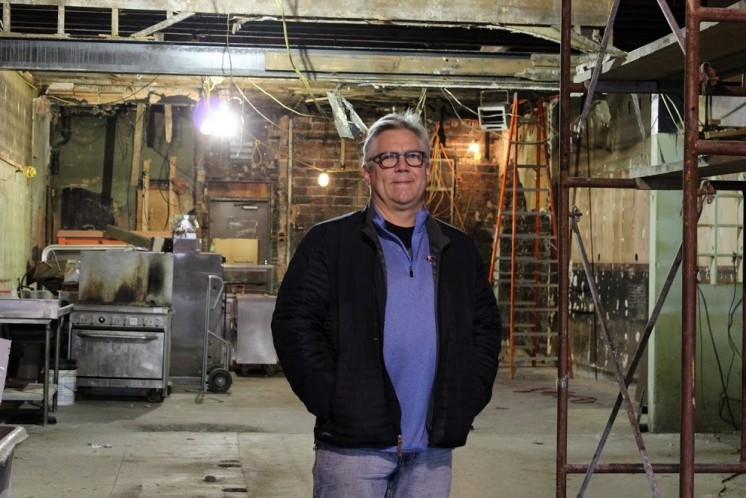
[194,97,240,137]
[318,172,330,187]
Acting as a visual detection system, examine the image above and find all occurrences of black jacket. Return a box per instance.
[271,204,501,448]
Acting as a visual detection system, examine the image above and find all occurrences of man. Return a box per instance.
[272,110,502,498]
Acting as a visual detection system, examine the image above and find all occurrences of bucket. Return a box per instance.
[48,359,77,406]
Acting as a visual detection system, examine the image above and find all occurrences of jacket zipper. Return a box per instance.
[397,244,414,278]
[397,434,403,458]
[408,248,413,277]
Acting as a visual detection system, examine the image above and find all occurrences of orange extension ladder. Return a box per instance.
[489,94,569,379]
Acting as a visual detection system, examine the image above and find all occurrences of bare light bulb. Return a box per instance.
[318,172,330,187]
[468,141,482,161]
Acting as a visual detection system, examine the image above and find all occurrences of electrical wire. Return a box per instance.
[718,260,743,429]
[441,88,478,116]
[660,93,685,135]
[696,285,739,429]
[273,0,327,117]
[231,82,279,129]
[440,88,483,132]
[427,120,466,230]
[245,78,313,117]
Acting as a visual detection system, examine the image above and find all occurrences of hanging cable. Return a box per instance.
[274,0,327,117]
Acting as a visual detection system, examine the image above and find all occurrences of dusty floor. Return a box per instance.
[2,367,746,497]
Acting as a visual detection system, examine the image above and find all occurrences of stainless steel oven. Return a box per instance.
[69,304,172,402]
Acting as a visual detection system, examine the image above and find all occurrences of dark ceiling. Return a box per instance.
[1,2,687,55]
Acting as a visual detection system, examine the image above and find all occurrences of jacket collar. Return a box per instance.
[362,202,450,252]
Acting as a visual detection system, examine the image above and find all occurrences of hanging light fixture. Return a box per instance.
[193,95,240,138]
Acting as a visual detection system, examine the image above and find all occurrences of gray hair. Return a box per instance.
[362,110,430,167]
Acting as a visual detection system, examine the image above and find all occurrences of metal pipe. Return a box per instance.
[681,0,701,495]
[742,186,746,462]
[656,0,686,53]
[567,462,746,474]
[700,6,746,23]
[696,140,746,157]
[574,0,622,138]
[565,177,638,189]
[556,0,572,495]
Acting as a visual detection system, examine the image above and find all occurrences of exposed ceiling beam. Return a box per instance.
[503,24,625,55]
[0,38,563,83]
[6,0,611,27]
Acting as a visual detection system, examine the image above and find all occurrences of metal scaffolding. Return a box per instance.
[557,1,746,497]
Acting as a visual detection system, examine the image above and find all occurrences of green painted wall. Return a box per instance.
[648,138,742,433]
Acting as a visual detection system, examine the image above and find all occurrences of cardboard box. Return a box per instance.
[213,238,259,264]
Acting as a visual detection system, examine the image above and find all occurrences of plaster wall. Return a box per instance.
[567,95,651,381]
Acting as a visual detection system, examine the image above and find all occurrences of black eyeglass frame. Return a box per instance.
[366,150,428,169]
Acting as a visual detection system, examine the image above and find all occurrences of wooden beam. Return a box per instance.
[3,2,10,32]
[129,103,145,186]
[266,50,534,78]
[168,155,178,220]
[164,104,172,143]
[139,159,151,231]
[111,7,118,37]
[130,11,195,39]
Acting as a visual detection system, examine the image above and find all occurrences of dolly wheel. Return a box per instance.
[146,389,165,403]
[207,368,233,393]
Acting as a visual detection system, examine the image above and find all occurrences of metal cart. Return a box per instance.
[200,275,233,393]
[234,294,278,377]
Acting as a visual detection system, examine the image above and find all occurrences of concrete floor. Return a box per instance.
[3,367,746,498]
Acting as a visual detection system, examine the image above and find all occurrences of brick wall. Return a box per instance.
[214,113,508,282]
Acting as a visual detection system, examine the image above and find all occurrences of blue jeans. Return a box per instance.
[312,442,453,498]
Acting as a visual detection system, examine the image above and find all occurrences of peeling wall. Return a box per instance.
[50,107,505,289]
[561,95,649,378]
[0,71,37,292]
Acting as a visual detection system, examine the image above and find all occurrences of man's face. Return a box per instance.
[363,129,429,219]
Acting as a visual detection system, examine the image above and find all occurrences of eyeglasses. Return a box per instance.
[366,151,427,169]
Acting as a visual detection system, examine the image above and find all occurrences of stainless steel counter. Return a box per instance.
[0,299,73,321]
[0,299,72,425]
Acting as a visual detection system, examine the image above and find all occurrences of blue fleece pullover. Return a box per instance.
[373,207,437,453]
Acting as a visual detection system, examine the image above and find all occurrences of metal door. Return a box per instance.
[208,200,271,264]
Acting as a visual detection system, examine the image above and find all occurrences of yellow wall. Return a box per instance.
[0,71,37,291]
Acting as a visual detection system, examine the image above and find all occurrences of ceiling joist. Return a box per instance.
[3,0,611,27]
[130,11,195,39]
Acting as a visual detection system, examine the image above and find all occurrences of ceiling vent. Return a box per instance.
[477,91,510,132]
